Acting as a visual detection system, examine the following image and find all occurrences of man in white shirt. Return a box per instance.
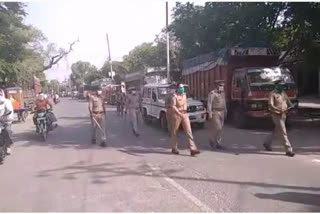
[0,89,14,155]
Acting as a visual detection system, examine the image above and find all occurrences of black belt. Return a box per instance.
[93,111,104,114]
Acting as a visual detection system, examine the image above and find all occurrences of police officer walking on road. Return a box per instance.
[165,82,177,137]
[263,79,295,157]
[207,80,227,150]
[126,87,140,137]
[169,84,200,156]
[89,86,107,147]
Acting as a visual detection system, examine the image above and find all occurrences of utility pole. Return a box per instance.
[166,1,170,82]
[106,33,114,80]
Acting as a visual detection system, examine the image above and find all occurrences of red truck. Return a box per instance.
[181,45,298,128]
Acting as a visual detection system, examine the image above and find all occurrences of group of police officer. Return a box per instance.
[89,79,295,157]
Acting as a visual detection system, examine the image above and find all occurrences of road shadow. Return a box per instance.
[36,160,320,195]
[13,119,106,151]
[255,192,320,208]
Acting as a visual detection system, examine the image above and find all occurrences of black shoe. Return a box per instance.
[133,129,140,137]
[100,141,106,147]
[171,149,180,155]
[286,152,295,157]
[263,143,272,151]
[190,150,200,156]
[92,139,96,144]
[209,140,215,149]
[216,144,224,150]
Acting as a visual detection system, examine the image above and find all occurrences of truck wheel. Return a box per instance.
[160,112,168,130]
[143,108,151,124]
[232,107,247,129]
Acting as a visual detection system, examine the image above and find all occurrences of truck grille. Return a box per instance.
[187,106,197,113]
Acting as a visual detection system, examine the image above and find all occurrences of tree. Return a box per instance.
[70,61,97,89]
[0,2,78,88]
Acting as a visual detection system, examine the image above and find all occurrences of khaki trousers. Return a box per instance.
[166,108,174,137]
[128,108,139,134]
[92,113,106,142]
[170,113,197,151]
[208,110,225,145]
[265,113,293,152]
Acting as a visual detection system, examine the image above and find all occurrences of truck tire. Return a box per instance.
[232,106,247,129]
[160,112,168,130]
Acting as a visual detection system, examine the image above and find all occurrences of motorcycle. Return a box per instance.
[33,109,53,141]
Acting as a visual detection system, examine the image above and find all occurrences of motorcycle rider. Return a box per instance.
[54,94,59,104]
[0,89,14,155]
[33,92,57,132]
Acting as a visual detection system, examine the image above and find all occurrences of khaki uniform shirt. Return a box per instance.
[89,95,105,113]
[126,94,140,110]
[165,93,175,108]
[172,93,187,112]
[207,90,226,115]
[268,90,290,114]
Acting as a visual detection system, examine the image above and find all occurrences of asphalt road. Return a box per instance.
[0,98,319,212]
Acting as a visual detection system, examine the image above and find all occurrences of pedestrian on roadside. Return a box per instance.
[0,89,14,157]
[165,82,177,137]
[89,86,107,147]
[125,87,140,137]
[169,83,200,156]
[263,79,295,157]
[207,80,227,150]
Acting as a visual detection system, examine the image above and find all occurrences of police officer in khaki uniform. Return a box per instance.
[89,86,107,147]
[207,80,227,150]
[169,84,200,156]
[126,87,140,137]
[263,79,295,157]
[165,83,177,137]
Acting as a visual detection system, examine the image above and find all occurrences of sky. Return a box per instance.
[24,0,178,82]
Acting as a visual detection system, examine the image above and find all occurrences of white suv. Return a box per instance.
[141,83,206,130]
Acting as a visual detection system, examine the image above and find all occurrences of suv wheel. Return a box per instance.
[160,112,168,130]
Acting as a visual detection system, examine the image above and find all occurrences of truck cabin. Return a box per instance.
[231,66,298,116]
[232,66,297,95]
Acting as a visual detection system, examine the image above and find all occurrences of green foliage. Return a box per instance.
[169,2,320,63]
[70,61,98,88]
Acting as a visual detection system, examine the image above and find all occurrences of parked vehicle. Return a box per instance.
[141,83,206,130]
[105,84,121,105]
[181,44,298,128]
[5,87,30,122]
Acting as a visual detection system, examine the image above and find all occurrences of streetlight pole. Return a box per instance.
[106,33,114,80]
[166,1,170,82]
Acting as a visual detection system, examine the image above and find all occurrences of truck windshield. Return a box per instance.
[248,67,295,86]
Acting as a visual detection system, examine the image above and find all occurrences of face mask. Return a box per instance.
[132,90,136,95]
[97,91,102,95]
[178,88,184,94]
[218,86,224,92]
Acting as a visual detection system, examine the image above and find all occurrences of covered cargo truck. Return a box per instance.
[181,43,298,128]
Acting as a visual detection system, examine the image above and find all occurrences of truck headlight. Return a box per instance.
[196,105,204,111]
